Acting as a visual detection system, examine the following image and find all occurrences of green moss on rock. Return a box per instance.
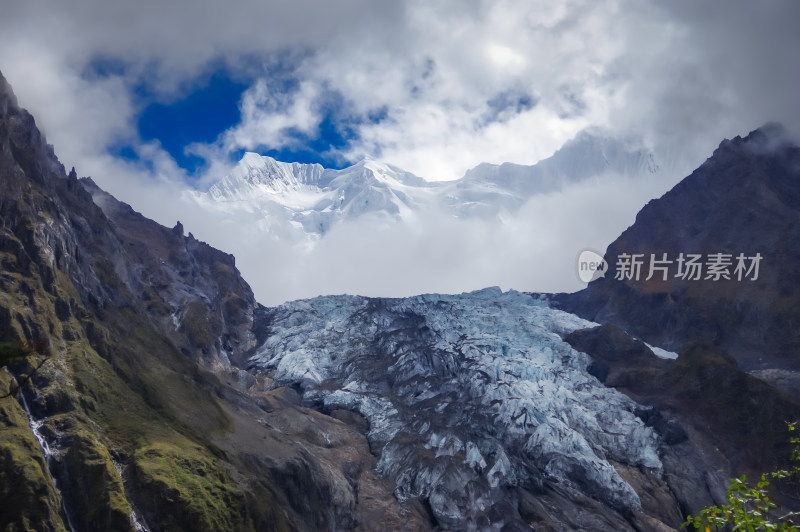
[0,373,67,532]
[131,441,252,532]
[59,431,133,532]
[179,301,217,349]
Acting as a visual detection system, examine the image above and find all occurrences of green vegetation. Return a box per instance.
[0,340,37,365]
[61,319,251,531]
[0,293,249,531]
[683,424,800,531]
[132,441,250,532]
[0,340,49,399]
[178,300,219,349]
[59,431,133,531]
[0,371,68,531]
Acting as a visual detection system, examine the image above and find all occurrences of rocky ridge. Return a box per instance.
[554,125,800,382]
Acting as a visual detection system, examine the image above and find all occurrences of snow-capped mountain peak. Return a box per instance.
[198,154,437,236]
[196,129,667,240]
[208,152,326,201]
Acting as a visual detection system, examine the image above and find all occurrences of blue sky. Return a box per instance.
[136,73,248,173]
[4,0,799,189]
[132,67,359,175]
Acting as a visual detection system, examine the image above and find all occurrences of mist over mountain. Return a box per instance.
[181,127,692,306]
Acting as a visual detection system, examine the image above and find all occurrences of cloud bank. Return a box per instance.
[2,0,799,304]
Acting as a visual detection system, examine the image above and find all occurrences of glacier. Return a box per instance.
[248,288,665,529]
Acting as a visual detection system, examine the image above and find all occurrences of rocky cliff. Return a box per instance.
[0,70,428,531]
[555,125,800,375]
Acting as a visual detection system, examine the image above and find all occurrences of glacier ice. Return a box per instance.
[248,288,664,526]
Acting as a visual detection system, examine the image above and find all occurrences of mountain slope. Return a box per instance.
[554,125,800,376]
[0,71,429,531]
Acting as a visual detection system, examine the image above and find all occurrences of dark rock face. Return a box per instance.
[555,125,800,375]
[79,178,257,366]
[564,324,800,518]
[564,324,800,472]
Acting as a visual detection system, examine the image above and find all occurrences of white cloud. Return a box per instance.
[5,0,796,185]
[1,0,799,304]
[224,79,322,151]
[172,0,639,181]
[209,172,678,306]
[0,43,135,170]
